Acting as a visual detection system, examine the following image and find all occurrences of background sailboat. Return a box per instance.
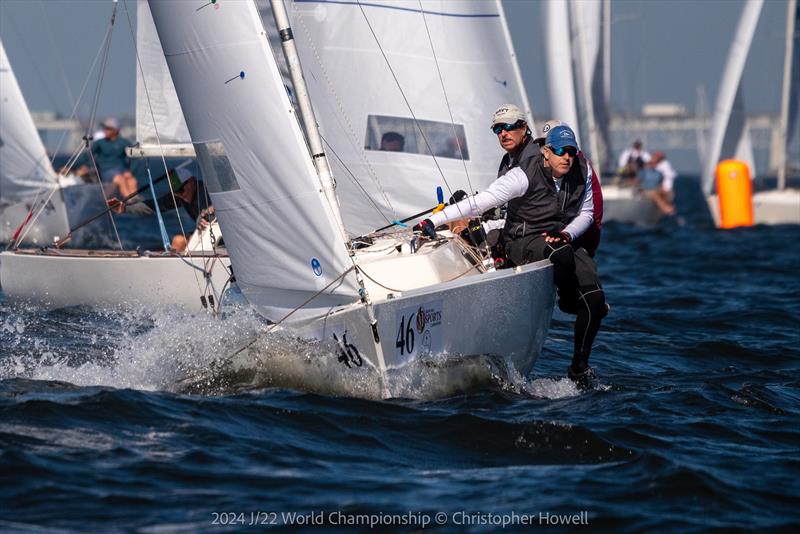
[148,0,555,397]
[0,1,230,311]
[0,38,91,246]
[704,0,799,226]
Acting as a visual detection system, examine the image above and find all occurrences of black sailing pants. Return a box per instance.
[506,234,606,371]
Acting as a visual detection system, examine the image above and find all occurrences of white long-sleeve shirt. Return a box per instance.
[617,148,651,169]
[655,159,677,192]
[429,165,595,240]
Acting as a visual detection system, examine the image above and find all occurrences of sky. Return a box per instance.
[0,0,789,133]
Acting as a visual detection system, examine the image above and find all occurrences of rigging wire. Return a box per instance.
[81,2,124,250]
[11,1,124,249]
[418,0,474,195]
[121,0,207,301]
[320,135,393,227]
[38,0,75,107]
[356,0,459,202]
[416,0,489,257]
[292,9,395,223]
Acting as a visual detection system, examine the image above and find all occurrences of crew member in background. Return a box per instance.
[652,151,677,206]
[88,118,137,197]
[415,105,607,389]
[107,168,215,252]
[617,139,651,182]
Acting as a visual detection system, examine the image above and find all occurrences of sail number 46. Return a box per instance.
[395,313,415,355]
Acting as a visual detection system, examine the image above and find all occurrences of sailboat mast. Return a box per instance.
[269,0,349,245]
[777,0,797,190]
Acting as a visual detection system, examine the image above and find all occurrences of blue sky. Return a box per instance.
[0,0,789,123]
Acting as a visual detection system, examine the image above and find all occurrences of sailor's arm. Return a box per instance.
[428,167,528,227]
[562,165,595,240]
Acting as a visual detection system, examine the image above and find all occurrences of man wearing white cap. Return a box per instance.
[415,105,607,389]
[108,167,214,251]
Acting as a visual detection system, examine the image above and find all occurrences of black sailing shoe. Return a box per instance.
[567,364,597,391]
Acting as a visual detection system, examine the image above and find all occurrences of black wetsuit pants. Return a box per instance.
[506,234,607,372]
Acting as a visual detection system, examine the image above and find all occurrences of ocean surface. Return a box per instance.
[2,177,799,532]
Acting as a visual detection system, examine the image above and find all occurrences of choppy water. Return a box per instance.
[2,177,799,531]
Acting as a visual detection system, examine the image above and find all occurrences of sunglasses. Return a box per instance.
[548,145,577,157]
[492,121,524,135]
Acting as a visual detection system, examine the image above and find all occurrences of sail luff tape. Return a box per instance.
[279,28,293,42]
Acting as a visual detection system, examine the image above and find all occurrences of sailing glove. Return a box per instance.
[415,219,437,239]
[545,229,571,243]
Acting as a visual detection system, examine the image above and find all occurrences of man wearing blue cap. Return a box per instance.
[415,105,607,389]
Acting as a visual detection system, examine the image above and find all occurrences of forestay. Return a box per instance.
[134,0,193,155]
[148,0,358,321]
[0,39,58,206]
[285,0,532,235]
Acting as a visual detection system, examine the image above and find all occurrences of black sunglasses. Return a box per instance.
[548,145,577,157]
[492,121,524,135]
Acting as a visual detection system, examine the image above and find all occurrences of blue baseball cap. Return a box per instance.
[545,125,579,151]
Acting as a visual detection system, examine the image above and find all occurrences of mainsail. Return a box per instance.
[284,0,532,235]
[0,38,59,207]
[148,0,358,320]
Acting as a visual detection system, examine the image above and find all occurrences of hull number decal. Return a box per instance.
[334,331,362,368]
[395,300,442,358]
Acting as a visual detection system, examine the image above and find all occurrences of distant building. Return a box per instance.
[641,103,689,118]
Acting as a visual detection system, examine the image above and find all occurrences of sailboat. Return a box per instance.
[755,0,800,224]
[704,0,800,226]
[147,0,555,397]
[539,0,661,226]
[0,0,231,311]
[0,38,107,247]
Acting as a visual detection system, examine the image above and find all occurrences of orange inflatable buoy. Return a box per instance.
[716,160,753,229]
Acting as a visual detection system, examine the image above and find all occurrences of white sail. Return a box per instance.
[284,0,532,235]
[543,0,579,141]
[133,0,194,156]
[778,0,799,189]
[702,0,763,195]
[0,38,58,206]
[148,0,358,321]
[542,0,610,173]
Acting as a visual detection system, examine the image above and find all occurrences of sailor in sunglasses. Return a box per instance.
[416,105,607,390]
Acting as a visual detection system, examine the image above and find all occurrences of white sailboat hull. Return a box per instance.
[0,248,231,311]
[602,184,663,227]
[284,258,555,398]
[707,189,800,226]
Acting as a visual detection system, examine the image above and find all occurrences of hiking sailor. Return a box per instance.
[415,105,607,388]
[107,167,216,252]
